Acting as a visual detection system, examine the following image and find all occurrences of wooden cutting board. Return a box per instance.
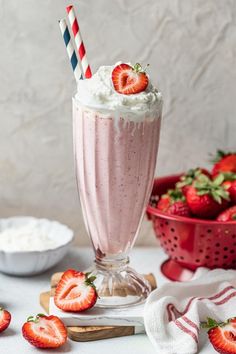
[40,272,156,342]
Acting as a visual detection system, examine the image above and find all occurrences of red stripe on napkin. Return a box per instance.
[175,319,198,343]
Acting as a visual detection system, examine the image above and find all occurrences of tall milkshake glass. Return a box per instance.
[73,65,162,307]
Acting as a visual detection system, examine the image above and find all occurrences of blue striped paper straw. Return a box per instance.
[59,19,83,82]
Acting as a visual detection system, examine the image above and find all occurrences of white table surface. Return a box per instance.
[0,247,215,354]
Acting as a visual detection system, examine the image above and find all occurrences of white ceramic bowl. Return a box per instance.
[0,217,74,276]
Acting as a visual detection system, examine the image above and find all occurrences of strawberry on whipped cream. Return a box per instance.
[76,63,162,114]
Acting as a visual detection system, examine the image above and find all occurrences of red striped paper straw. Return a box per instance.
[66,5,92,79]
[59,19,82,82]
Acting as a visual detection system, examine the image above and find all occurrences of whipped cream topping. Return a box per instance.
[75,64,162,114]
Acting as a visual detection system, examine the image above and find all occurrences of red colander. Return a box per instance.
[147,175,236,281]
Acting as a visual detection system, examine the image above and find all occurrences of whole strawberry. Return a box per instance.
[186,174,229,219]
[157,189,191,217]
[212,150,236,177]
[54,269,98,312]
[217,205,236,222]
[221,172,236,204]
[202,317,236,354]
[22,314,67,349]
[176,168,211,195]
[223,181,236,203]
[167,201,191,217]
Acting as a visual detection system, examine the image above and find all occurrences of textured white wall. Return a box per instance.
[0,0,236,246]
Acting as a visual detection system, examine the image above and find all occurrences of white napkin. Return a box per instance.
[144,268,236,354]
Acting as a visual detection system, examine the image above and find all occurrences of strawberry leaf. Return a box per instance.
[217,189,230,200]
[197,174,211,184]
[197,190,209,196]
[132,63,149,73]
[212,191,221,204]
[88,276,96,283]
[213,173,225,186]
[176,168,204,189]
[201,317,221,329]
[167,188,185,202]
[27,314,45,323]
[85,273,97,290]
[194,173,229,203]
[222,172,236,181]
[27,316,35,322]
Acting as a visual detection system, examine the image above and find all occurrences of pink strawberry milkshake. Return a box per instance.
[73,64,162,259]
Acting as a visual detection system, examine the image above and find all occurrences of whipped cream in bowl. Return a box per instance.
[75,63,163,115]
[0,217,74,276]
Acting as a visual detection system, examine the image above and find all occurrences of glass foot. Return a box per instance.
[86,257,151,308]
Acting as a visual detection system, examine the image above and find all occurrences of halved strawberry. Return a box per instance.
[112,63,149,95]
[54,269,97,312]
[22,314,67,349]
[202,317,236,354]
[212,150,236,177]
[0,308,11,333]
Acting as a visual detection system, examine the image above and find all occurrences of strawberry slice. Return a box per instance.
[202,317,236,354]
[0,307,11,333]
[22,314,67,349]
[112,63,149,95]
[54,269,97,312]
